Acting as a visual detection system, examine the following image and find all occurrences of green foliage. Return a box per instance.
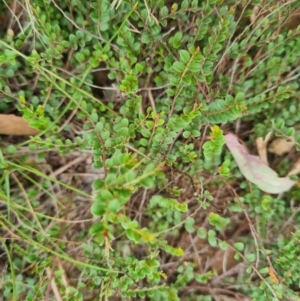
[150,195,188,212]
[203,125,226,163]
[0,0,299,300]
[208,212,230,231]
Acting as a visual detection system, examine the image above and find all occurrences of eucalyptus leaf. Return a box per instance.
[225,133,296,194]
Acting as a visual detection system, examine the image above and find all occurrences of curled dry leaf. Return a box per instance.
[268,266,280,285]
[0,114,40,136]
[225,133,296,194]
[268,137,295,156]
[284,7,300,31]
[256,132,272,166]
[250,5,261,24]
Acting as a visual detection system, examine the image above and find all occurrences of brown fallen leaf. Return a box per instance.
[249,5,261,24]
[210,247,238,275]
[284,7,300,31]
[268,266,280,285]
[256,132,272,166]
[268,137,295,156]
[0,114,40,136]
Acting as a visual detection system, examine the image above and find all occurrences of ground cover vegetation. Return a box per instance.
[0,0,300,300]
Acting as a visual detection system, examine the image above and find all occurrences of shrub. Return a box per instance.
[0,0,299,300]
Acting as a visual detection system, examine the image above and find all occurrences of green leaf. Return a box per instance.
[219,241,228,250]
[164,245,184,256]
[194,53,204,62]
[7,145,17,154]
[261,195,272,211]
[150,195,187,212]
[91,202,106,217]
[171,31,183,49]
[139,138,148,146]
[208,212,229,231]
[191,0,198,7]
[183,131,191,138]
[166,88,175,96]
[246,266,253,274]
[179,49,190,63]
[276,118,285,130]
[126,229,141,243]
[245,253,256,262]
[160,6,168,17]
[110,152,121,167]
[89,222,105,235]
[185,217,195,233]
[182,74,192,85]
[135,62,144,73]
[188,61,200,73]
[145,120,154,129]
[173,61,185,73]
[107,199,121,213]
[122,169,136,182]
[181,0,189,9]
[208,230,217,247]
[234,242,244,251]
[141,32,151,44]
[93,190,113,202]
[171,3,178,12]
[54,270,65,276]
[286,127,295,137]
[140,176,155,188]
[259,267,269,274]
[69,34,78,44]
[212,43,222,53]
[75,52,85,62]
[197,227,207,239]
[141,128,151,138]
[174,203,188,212]
[121,220,139,230]
[169,74,179,86]
[235,92,245,102]
[4,49,17,60]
